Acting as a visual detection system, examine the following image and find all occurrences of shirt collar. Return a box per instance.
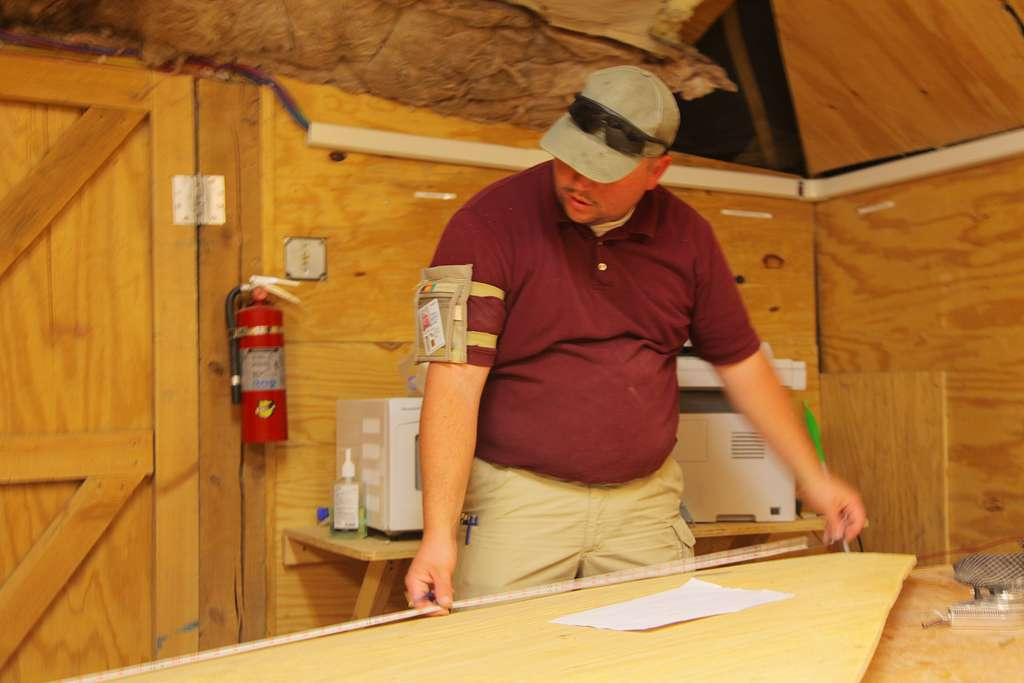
[543,161,660,241]
[555,192,658,242]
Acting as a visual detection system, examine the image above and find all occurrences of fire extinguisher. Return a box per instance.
[226,275,300,443]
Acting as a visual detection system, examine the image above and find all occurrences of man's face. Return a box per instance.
[552,156,671,225]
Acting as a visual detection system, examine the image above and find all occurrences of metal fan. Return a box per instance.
[925,552,1024,629]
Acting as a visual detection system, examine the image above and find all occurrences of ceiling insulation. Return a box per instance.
[0,0,735,131]
[503,0,710,56]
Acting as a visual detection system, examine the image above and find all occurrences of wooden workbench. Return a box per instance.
[128,552,917,682]
[282,518,828,618]
[864,563,1024,681]
[282,527,420,619]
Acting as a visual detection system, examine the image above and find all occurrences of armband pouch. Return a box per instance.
[414,264,473,363]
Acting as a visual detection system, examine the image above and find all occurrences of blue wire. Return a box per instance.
[0,30,311,131]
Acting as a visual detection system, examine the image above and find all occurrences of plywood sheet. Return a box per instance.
[774,0,1024,174]
[820,372,948,563]
[133,552,916,682]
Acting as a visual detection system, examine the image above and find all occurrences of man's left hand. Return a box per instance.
[799,472,866,544]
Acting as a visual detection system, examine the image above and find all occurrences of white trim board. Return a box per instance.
[307,122,1024,202]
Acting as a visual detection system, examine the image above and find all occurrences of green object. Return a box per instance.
[802,400,827,465]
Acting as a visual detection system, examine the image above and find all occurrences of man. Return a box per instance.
[405,65,865,612]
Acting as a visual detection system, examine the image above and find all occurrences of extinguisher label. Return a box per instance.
[241,347,286,391]
[255,399,277,419]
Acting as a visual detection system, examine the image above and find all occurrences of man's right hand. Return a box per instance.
[404,535,457,614]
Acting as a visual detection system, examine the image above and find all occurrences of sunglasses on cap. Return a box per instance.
[568,94,671,157]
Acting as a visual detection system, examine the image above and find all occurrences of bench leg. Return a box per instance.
[352,559,403,619]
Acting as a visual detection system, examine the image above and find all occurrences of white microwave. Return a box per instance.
[336,397,423,535]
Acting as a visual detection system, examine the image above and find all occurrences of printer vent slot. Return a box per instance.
[730,431,766,459]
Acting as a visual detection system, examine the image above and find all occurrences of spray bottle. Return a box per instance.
[333,448,360,531]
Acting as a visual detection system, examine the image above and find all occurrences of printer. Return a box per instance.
[670,343,806,522]
[337,397,423,535]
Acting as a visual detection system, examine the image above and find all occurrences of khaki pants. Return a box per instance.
[453,457,696,600]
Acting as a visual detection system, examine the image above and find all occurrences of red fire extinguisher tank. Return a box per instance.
[237,299,288,442]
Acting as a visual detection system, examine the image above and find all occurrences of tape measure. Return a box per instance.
[66,537,807,682]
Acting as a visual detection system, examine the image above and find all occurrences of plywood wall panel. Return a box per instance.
[270,165,819,346]
[271,158,512,343]
[817,155,1024,372]
[673,189,817,348]
[816,153,1024,559]
[285,342,412,446]
[945,372,1024,555]
[266,78,538,345]
[277,77,543,150]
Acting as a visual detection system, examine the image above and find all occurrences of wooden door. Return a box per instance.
[0,54,198,681]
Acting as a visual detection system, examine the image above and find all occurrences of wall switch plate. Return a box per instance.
[284,237,327,280]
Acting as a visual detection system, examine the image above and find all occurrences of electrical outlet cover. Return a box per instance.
[284,237,327,280]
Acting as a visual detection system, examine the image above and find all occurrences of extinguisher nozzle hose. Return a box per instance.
[226,286,244,405]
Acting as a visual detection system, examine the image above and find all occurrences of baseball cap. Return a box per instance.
[540,65,680,183]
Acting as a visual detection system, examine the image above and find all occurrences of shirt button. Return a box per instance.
[597,262,608,271]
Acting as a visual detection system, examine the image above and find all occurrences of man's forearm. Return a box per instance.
[714,349,824,489]
[419,362,490,542]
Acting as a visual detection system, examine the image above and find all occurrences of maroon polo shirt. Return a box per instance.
[430,161,760,483]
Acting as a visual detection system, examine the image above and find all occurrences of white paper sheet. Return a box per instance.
[550,578,793,631]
